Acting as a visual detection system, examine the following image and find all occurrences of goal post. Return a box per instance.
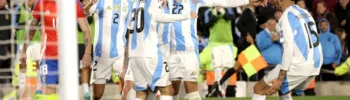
[57,0,79,100]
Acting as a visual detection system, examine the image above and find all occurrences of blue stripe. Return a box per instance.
[173,1,186,51]
[122,0,133,48]
[109,0,121,58]
[204,9,211,24]
[190,2,199,52]
[162,8,170,44]
[287,11,308,60]
[292,6,321,68]
[280,76,289,94]
[150,51,164,91]
[143,0,152,40]
[134,84,147,91]
[95,0,105,57]
[131,1,141,50]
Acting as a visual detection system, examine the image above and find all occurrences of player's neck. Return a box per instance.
[282,1,295,11]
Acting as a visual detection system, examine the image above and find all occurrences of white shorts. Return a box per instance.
[124,67,134,81]
[169,51,200,81]
[159,43,170,62]
[263,65,315,94]
[128,51,170,91]
[211,45,235,68]
[92,55,124,84]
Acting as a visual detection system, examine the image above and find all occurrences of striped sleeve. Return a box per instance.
[280,12,295,71]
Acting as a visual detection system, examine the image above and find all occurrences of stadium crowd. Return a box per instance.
[0,0,350,99]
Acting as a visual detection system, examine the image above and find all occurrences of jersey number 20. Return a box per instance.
[304,22,320,48]
[129,8,145,33]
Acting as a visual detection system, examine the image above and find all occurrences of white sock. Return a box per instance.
[279,93,293,100]
[147,92,157,100]
[83,83,89,93]
[187,91,201,100]
[214,67,222,91]
[160,95,173,100]
[252,93,266,100]
[127,89,136,100]
[135,98,142,100]
[173,95,178,100]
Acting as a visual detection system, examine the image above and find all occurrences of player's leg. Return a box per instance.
[148,52,173,100]
[169,53,182,100]
[182,52,201,100]
[129,58,148,100]
[81,65,91,99]
[39,60,59,95]
[91,57,115,100]
[120,67,136,100]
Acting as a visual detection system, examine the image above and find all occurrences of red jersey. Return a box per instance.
[32,0,86,59]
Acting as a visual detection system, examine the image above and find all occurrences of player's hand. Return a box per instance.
[82,54,92,69]
[341,20,347,26]
[246,33,254,44]
[190,11,198,19]
[332,63,338,69]
[265,79,282,95]
[20,52,27,68]
[271,34,280,42]
[162,0,168,8]
[120,93,127,100]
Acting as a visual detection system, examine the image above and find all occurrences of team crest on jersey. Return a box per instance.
[114,5,120,11]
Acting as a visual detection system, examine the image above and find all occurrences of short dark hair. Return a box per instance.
[320,20,328,24]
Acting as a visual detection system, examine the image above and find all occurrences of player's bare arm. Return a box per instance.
[20,18,40,65]
[121,30,130,78]
[78,18,92,68]
[84,0,98,16]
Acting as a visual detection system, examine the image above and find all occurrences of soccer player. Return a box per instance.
[83,0,133,99]
[20,0,92,98]
[126,0,197,99]
[252,0,323,100]
[166,0,249,99]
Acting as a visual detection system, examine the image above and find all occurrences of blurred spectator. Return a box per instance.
[318,19,342,81]
[334,0,350,55]
[335,28,349,62]
[256,18,282,69]
[258,0,277,19]
[274,10,282,21]
[0,0,12,83]
[312,0,337,13]
[315,1,338,32]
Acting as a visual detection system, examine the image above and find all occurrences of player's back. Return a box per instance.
[128,0,159,57]
[92,0,132,58]
[32,1,58,59]
[279,5,323,76]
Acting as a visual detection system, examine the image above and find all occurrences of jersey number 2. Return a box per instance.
[172,4,183,14]
[113,13,119,24]
[304,22,320,48]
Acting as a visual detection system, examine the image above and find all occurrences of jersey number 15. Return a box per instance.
[304,22,320,48]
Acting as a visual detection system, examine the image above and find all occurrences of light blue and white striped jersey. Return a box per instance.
[169,0,249,51]
[156,7,172,44]
[278,5,323,76]
[128,0,192,57]
[89,0,133,58]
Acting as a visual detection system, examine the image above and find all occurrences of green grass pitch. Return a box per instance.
[199,96,350,100]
